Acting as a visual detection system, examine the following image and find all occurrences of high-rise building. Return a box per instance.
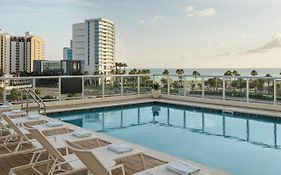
[27,32,45,72]
[72,18,115,74]
[0,30,45,74]
[63,40,73,61]
[0,30,10,74]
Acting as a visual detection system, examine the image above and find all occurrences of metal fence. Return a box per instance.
[0,74,281,105]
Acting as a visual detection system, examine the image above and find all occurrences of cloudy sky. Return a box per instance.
[1,0,281,68]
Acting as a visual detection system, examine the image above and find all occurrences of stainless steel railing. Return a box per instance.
[21,89,46,115]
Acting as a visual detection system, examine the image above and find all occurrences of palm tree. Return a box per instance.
[251,70,258,77]
[176,69,184,75]
[163,69,169,75]
[192,70,200,77]
[232,70,240,76]
[224,70,232,76]
[83,71,89,75]
[265,73,273,95]
[122,63,128,71]
[129,69,137,75]
[176,69,184,88]
[114,62,119,72]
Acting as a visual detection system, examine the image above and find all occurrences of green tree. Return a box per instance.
[35,89,41,96]
[10,89,21,101]
[251,70,258,77]
[224,70,232,76]
[192,70,201,77]
[163,69,169,75]
[0,87,3,102]
[176,69,184,88]
[232,70,240,76]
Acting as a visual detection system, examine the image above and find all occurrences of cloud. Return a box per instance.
[205,42,225,48]
[138,20,145,25]
[242,34,258,38]
[185,6,194,13]
[149,16,164,23]
[247,32,281,53]
[185,6,216,17]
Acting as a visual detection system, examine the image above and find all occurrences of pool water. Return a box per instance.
[49,102,281,175]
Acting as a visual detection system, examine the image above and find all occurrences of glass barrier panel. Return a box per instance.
[123,76,138,95]
[35,78,59,102]
[105,76,121,97]
[225,77,247,101]
[6,78,33,104]
[139,75,153,94]
[185,76,202,98]
[204,77,223,99]
[84,77,102,98]
[249,78,274,103]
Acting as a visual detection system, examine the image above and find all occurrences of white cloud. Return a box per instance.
[205,42,225,48]
[185,6,216,17]
[185,6,194,13]
[247,32,281,53]
[149,16,164,23]
[242,34,257,38]
[138,20,145,25]
[197,8,216,17]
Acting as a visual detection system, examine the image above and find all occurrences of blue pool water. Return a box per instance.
[49,102,281,175]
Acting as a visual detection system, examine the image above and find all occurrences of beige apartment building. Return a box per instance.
[0,30,45,74]
[0,31,10,74]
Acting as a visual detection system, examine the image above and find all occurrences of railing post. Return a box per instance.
[121,76,124,96]
[3,78,6,103]
[274,78,277,104]
[183,76,187,96]
[137,76,140,95]
[58,77,61,101]
[167,75,170,95]
[82,76,85,99]
[246,78,249,102]
[223,77,226,100]
[32,78,36,91]
[102,75,105,98]
[202,77,205,98]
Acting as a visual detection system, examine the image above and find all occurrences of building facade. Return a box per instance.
[63,47,72,60]
[72,18,115,75]
[0,31,10,74]
[63,40,73,61]
[0,30,45,75]
[33,60,61,73]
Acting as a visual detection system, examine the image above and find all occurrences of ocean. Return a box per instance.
[130,68,281,77]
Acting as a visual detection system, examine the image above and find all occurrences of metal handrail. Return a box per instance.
[21,89,46,115]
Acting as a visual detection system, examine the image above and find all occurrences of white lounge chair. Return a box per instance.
[10,127,146,175]
[66,141,201,175]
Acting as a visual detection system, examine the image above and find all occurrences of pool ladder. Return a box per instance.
[21,89,46,115]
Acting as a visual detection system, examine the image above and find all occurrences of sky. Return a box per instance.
[1,0,281,68]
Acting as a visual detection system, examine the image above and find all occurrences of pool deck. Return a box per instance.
[8,94,281,175]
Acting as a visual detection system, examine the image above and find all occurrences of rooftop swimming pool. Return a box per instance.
[49,102,281,175]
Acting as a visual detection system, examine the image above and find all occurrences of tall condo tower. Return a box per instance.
[0,30,45,74]
[72,18,115,74]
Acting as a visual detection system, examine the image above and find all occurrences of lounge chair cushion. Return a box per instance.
[27,114,41,120]
[46,121,63,128]
[107,143,133,154]
[72,130,92,138]
[166,161,200,175]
